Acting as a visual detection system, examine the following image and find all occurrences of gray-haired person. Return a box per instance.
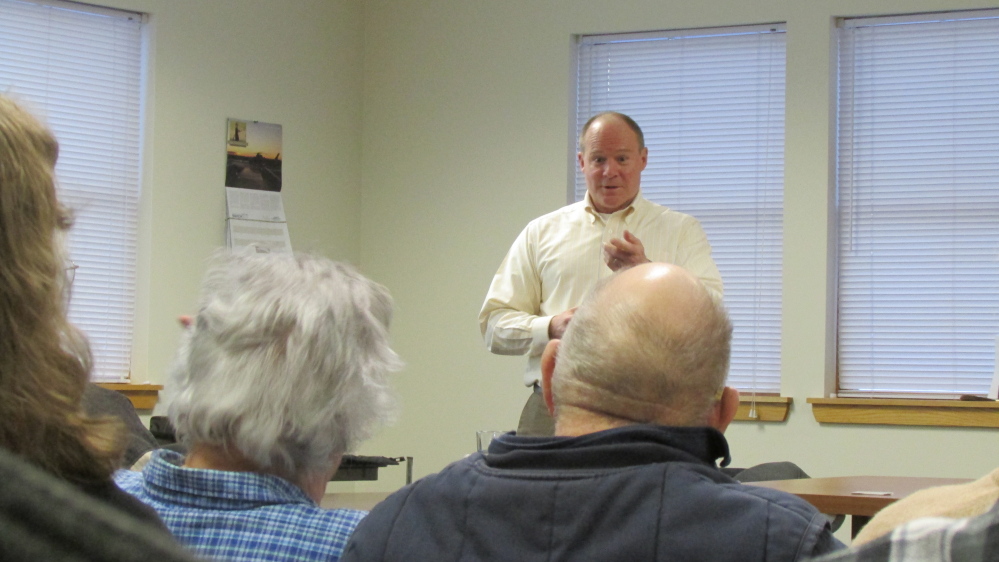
[116,249,402,562]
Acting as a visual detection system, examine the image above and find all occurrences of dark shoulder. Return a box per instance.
[78,478,170,532]
[341,482,418,561]
[663,463,829,530]
[357,458,473,524]
[729,480,824,518]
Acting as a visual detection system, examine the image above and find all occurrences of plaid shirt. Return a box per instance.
[814,501,999,562]
[115,449,365,562]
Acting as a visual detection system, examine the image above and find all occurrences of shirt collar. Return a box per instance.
[143,449,315,508]
[583,191,643,224]
[485,425,732,470]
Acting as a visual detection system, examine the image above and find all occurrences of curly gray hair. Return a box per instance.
[167,249,401,478]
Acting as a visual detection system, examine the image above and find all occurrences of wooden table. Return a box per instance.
[748,475,971,537]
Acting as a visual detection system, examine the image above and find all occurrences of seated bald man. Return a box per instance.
[342,263,843,562]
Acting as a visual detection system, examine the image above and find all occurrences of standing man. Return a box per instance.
[479,112,723,435]
[344,263,841,562]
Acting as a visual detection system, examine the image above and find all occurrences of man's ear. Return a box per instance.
[540,339,560,416]
[708,387,739,433]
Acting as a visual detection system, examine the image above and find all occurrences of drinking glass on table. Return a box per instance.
[476,430,505,453]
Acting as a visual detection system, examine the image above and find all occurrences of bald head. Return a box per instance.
[545,263,732,432]
[579,111,645,152]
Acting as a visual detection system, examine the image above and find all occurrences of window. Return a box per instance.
[575,24,786,394]
[837,10,999,397]
[0,0,144,382]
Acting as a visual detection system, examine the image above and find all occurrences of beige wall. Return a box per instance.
[91,0,999,497]
[356,0,999,494]
[95,0,366,387]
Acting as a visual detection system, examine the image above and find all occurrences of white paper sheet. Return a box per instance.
[226,187,286,222]
[226,218,292,253]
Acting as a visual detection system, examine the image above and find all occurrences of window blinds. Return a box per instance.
[0,0,144,382]
[575,24,786,393]
[837,11,999,397]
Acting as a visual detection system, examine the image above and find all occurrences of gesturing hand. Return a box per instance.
[603,230,650,271]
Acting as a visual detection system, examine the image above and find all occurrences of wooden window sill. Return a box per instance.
[95,383,162,410]
[808,398,999,428]
[733,396,791,422]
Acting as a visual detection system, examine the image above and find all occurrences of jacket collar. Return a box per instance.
[484,424,731,471]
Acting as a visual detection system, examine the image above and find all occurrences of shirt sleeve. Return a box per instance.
[478,224,552,357]
[672,214,724,300]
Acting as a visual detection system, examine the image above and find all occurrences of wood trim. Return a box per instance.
[808,398,999,428]
[733,396,791,422]
[95,383,163,410]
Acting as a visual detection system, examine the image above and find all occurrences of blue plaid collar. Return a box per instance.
[141,449,314,510]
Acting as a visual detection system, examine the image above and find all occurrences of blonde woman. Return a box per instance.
[0,96,163,526]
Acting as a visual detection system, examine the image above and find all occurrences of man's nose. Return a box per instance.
[603,161,619,176]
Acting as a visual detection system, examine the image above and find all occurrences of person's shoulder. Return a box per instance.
[728,480,824,517]
[630,197,705,232]
[529,200,588,223]
[0,446,197,561]
[636,196,694,220]
[113,466,144,494]
[714,479,844,556]
[343,459,479,560]
[284,504,367,535]
[116,448,176,490]
[343,480,419,549]
[676,471,832,534]
[512,201,589,242]
[79,476,169,531]
[854,467,999,545]
[362,456,476,518]
[815,505,999,562]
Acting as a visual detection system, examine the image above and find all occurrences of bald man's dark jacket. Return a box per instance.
[341,425,843,561]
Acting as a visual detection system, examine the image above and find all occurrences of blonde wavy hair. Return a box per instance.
[0,96,123,485]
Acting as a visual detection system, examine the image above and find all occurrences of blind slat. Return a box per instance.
[577,24,785,394]
[837,10,999,396]
[0,0,143,382]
